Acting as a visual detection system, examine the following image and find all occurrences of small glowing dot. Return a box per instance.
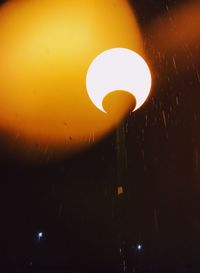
[38,232,44,239]
[137,244,142,251]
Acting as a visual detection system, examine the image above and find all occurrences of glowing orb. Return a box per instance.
[0,0,151,157]
[38,232,43,239]
[37,231,44,241]
[137,244,142,251]
[86,48,151,113]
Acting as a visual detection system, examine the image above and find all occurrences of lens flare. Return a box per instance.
[0,0,150,158]
[147,0,200,64]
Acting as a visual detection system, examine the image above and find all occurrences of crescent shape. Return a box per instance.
[86,48,152,113]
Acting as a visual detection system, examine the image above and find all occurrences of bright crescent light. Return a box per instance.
[86,48,152,113]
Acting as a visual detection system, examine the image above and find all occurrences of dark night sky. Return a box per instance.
[0,0,200,273]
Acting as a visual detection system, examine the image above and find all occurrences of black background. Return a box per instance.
[0,0,200,272]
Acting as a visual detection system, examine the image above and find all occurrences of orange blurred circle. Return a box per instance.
[0,0,144,157]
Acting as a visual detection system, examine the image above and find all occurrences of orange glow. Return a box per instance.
[117,186,124,195]
[0,0,146,157]
[147,0,200,59]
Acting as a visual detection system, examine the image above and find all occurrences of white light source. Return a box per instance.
[86,48,152,113]
[137,244,142,251]
[38,232,43,240]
